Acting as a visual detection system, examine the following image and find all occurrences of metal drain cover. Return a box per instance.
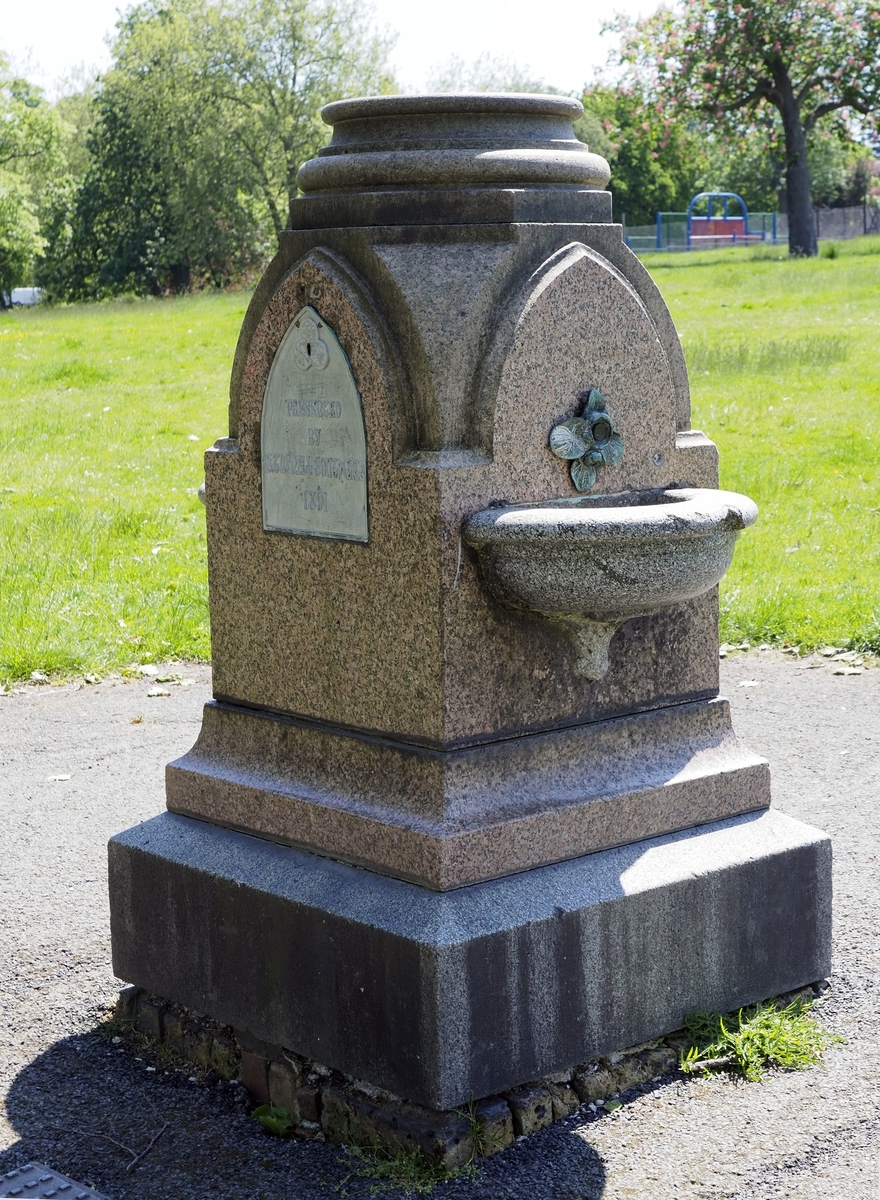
[0,1163,108,1199]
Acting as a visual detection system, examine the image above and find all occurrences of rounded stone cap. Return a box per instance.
[296,93,610,194]
[322,93,584,124]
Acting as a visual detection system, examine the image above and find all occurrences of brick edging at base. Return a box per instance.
[114,983,818,1165]
[115,985,682,1165]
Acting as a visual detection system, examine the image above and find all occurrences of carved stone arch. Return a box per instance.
[469,241,673,461]
[601,242,692,431]
[231,246,411,464]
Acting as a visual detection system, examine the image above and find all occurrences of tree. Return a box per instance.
[0,60,60,178]
[695,111,874,212]
[199,0,396,236]
[612,1,880,255]
[806,121,876,205]
[578,84,706,225]
[842,150,880,205]
[60,5,270,297]
[41,92,266,298]
[697,118,786,212]
[0,56,59,300]
[0,178,42,304]
[52,68,102,184]
[38,0,396,297]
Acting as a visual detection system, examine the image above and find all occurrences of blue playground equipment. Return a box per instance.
[623,192,782,253]
[683,191,777,248]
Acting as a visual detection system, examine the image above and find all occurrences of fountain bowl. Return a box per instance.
[463,488,757,679]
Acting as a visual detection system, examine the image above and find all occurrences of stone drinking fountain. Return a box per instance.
[109,94,830,1157]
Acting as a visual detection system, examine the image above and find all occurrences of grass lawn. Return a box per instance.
[1,237,879,681]
[0,291,247,680]
[642,236,880,651]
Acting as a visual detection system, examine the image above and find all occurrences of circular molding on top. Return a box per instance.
[321,93,585,124]
[296,92,609,194]
[297,148,610,193]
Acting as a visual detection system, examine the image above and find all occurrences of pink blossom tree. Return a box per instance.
[612,1,880,255]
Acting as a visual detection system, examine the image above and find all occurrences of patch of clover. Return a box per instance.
[549,389,624,491]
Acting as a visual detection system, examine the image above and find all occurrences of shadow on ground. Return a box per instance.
[2,1030,607,1200]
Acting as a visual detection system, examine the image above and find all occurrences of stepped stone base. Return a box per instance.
[165,695,770,890]
[109,807,831,1111]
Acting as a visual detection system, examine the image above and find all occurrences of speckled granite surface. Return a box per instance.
[207,233,721,747]
[108,95,827,1112]
[110,806,830,1110]
[193,187,752,887]
[167,697,769,889]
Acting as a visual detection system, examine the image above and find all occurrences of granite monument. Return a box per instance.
[109,94,830,1118]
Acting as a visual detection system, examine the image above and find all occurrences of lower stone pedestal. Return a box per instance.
[164,696,770,890]
[109,807,830,1110]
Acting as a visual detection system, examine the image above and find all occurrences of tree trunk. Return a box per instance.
[169,262,191,294]
[776,73,816,256]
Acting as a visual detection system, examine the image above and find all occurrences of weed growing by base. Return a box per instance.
[338,1144,475,1197]
[680,997,840,1081]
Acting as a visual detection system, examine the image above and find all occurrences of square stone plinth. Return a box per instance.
[165,696,770,890]
[109,808,830,1110]
[207,228,720,751]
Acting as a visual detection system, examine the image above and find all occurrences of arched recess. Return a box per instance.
[468,241,673,460]
[596,238,692,431]
[231,247,412,461]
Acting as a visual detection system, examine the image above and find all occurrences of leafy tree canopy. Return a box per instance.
[0,176,42,302]
[692,111,876,213]
[199,0,396,234]
[610,1,880,254]
[577,84,705,225]
[0,54,61,300]
[0,58,61,177]
[38,0,396,300]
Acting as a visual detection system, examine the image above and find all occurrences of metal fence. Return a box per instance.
[812,204,880,240]
[623,202,880,253]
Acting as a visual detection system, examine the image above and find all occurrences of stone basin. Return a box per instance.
[464,487,757,680]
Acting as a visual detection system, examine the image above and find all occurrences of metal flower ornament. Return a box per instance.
[292,314,329,371]
[549,389,624,491]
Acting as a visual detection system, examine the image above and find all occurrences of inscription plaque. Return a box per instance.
[261,306,368,541]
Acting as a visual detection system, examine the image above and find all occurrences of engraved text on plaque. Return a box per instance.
[261,306,368,541]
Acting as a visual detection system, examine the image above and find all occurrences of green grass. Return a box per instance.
[679,997,840,1082]
[0,291,247,679]
[338,1144,473,1196]
[2,237,880,679]
[642,235,880,650]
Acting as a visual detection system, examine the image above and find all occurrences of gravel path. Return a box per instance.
[1,653,878,1199]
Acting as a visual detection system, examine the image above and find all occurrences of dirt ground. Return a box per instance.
[1,651,878,1199]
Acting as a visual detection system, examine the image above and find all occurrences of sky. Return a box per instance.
[2,0,652,98]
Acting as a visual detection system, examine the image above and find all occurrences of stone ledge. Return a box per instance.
[286,187,614,230]
[166,696,770,890]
